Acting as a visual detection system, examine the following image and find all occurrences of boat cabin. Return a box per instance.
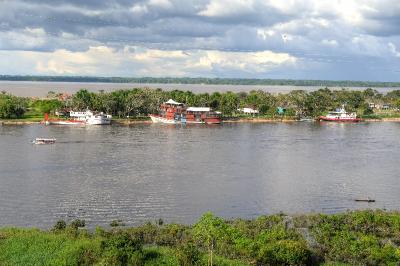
[151,99,221,124]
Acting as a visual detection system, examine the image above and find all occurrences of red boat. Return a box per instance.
[318,106,361,122]
[150,99,222,124]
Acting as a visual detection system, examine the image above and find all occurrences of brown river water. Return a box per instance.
[0,122,399,228]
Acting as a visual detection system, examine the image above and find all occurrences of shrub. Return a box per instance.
[110,220,126,227]
[53,220,67,231]
[101,231,144,265]
[70,219,86,229]
[257,240,310,265]
[176,241,201,266]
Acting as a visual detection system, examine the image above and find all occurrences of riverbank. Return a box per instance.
[0,210,399,265]
[3,116,400,125]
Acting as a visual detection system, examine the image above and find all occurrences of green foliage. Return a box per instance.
[0,228,101,266]
[53,220,67,231]
[70,219,86,229]
[3,87,400,120]
[310,210,400,265]
[100,231,144,265]
[0,93,28,118]
[155,224,187,246]
[176,241,201,266]
[396,99,400,110]
[257,240,310,265]
[219,91,239,116]
[1,211,400,265]
[110,219,126,227]
[72,89,95,110]
[32,99,63,114]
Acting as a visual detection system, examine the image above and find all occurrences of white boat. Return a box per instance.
[319,106,360,122]
[33,138,56,144]
[46,120,85,125]
[70,110,112,125]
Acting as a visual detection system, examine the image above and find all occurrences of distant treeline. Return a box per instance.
[2,75,400,87]
[1,88,400,119]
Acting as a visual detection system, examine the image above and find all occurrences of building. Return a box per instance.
[238,107,259,115]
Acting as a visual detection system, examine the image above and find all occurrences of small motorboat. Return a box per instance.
[355,198,375,202]
[33,138,56,145]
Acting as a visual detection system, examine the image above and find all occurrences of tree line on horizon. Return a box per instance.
[1,87,400,119]
[1,75,400,87]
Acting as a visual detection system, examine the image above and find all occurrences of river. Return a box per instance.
[0,122,399,228]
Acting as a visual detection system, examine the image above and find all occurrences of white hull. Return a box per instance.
[150,115,178,124]
[86,117,112,125]
[47,121,85,125]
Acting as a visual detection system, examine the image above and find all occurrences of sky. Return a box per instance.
[0,0,400,81]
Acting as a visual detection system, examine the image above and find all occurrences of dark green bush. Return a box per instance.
[110,219,126,227]
[257,240,310,265]
[176,241,201,266]
[70,219,86,229]
[101,231,144,265]
[53,220,67,231]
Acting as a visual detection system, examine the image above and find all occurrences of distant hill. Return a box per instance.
[1,75,400,87]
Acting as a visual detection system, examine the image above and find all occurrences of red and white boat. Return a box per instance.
[149,99,222,124]
[319,106,361,122]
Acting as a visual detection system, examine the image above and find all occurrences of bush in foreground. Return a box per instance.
[0,210,399,265]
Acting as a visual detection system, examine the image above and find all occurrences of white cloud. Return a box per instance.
[130,4,149,15]
[0,45,297,77]
[257,29,275,40]
[198,0,255,17]
[388,42,400,57]
[194,50,296,73]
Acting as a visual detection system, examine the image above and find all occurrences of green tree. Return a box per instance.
[72,89,94,110]
[0,94,27,118]
[220,92,239,116]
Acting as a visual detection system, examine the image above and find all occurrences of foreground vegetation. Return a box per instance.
[0,210,399,265]
[1,87,400,120]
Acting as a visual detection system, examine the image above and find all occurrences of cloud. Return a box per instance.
[198,0,255,17]
[148,0,173,9]
[0,45,297,77]
[388,42,400,57]
[322,39,338,46]
[0,0,400,80]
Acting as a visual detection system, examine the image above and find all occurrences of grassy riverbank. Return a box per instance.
[1,210,399,265]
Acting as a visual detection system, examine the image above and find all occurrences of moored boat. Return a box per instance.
[150,99,222,124]
[45,110,112,125]
[318,106,360,122]
[70,110,112,125]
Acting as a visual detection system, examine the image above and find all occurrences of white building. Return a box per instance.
[238,107,259,114]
